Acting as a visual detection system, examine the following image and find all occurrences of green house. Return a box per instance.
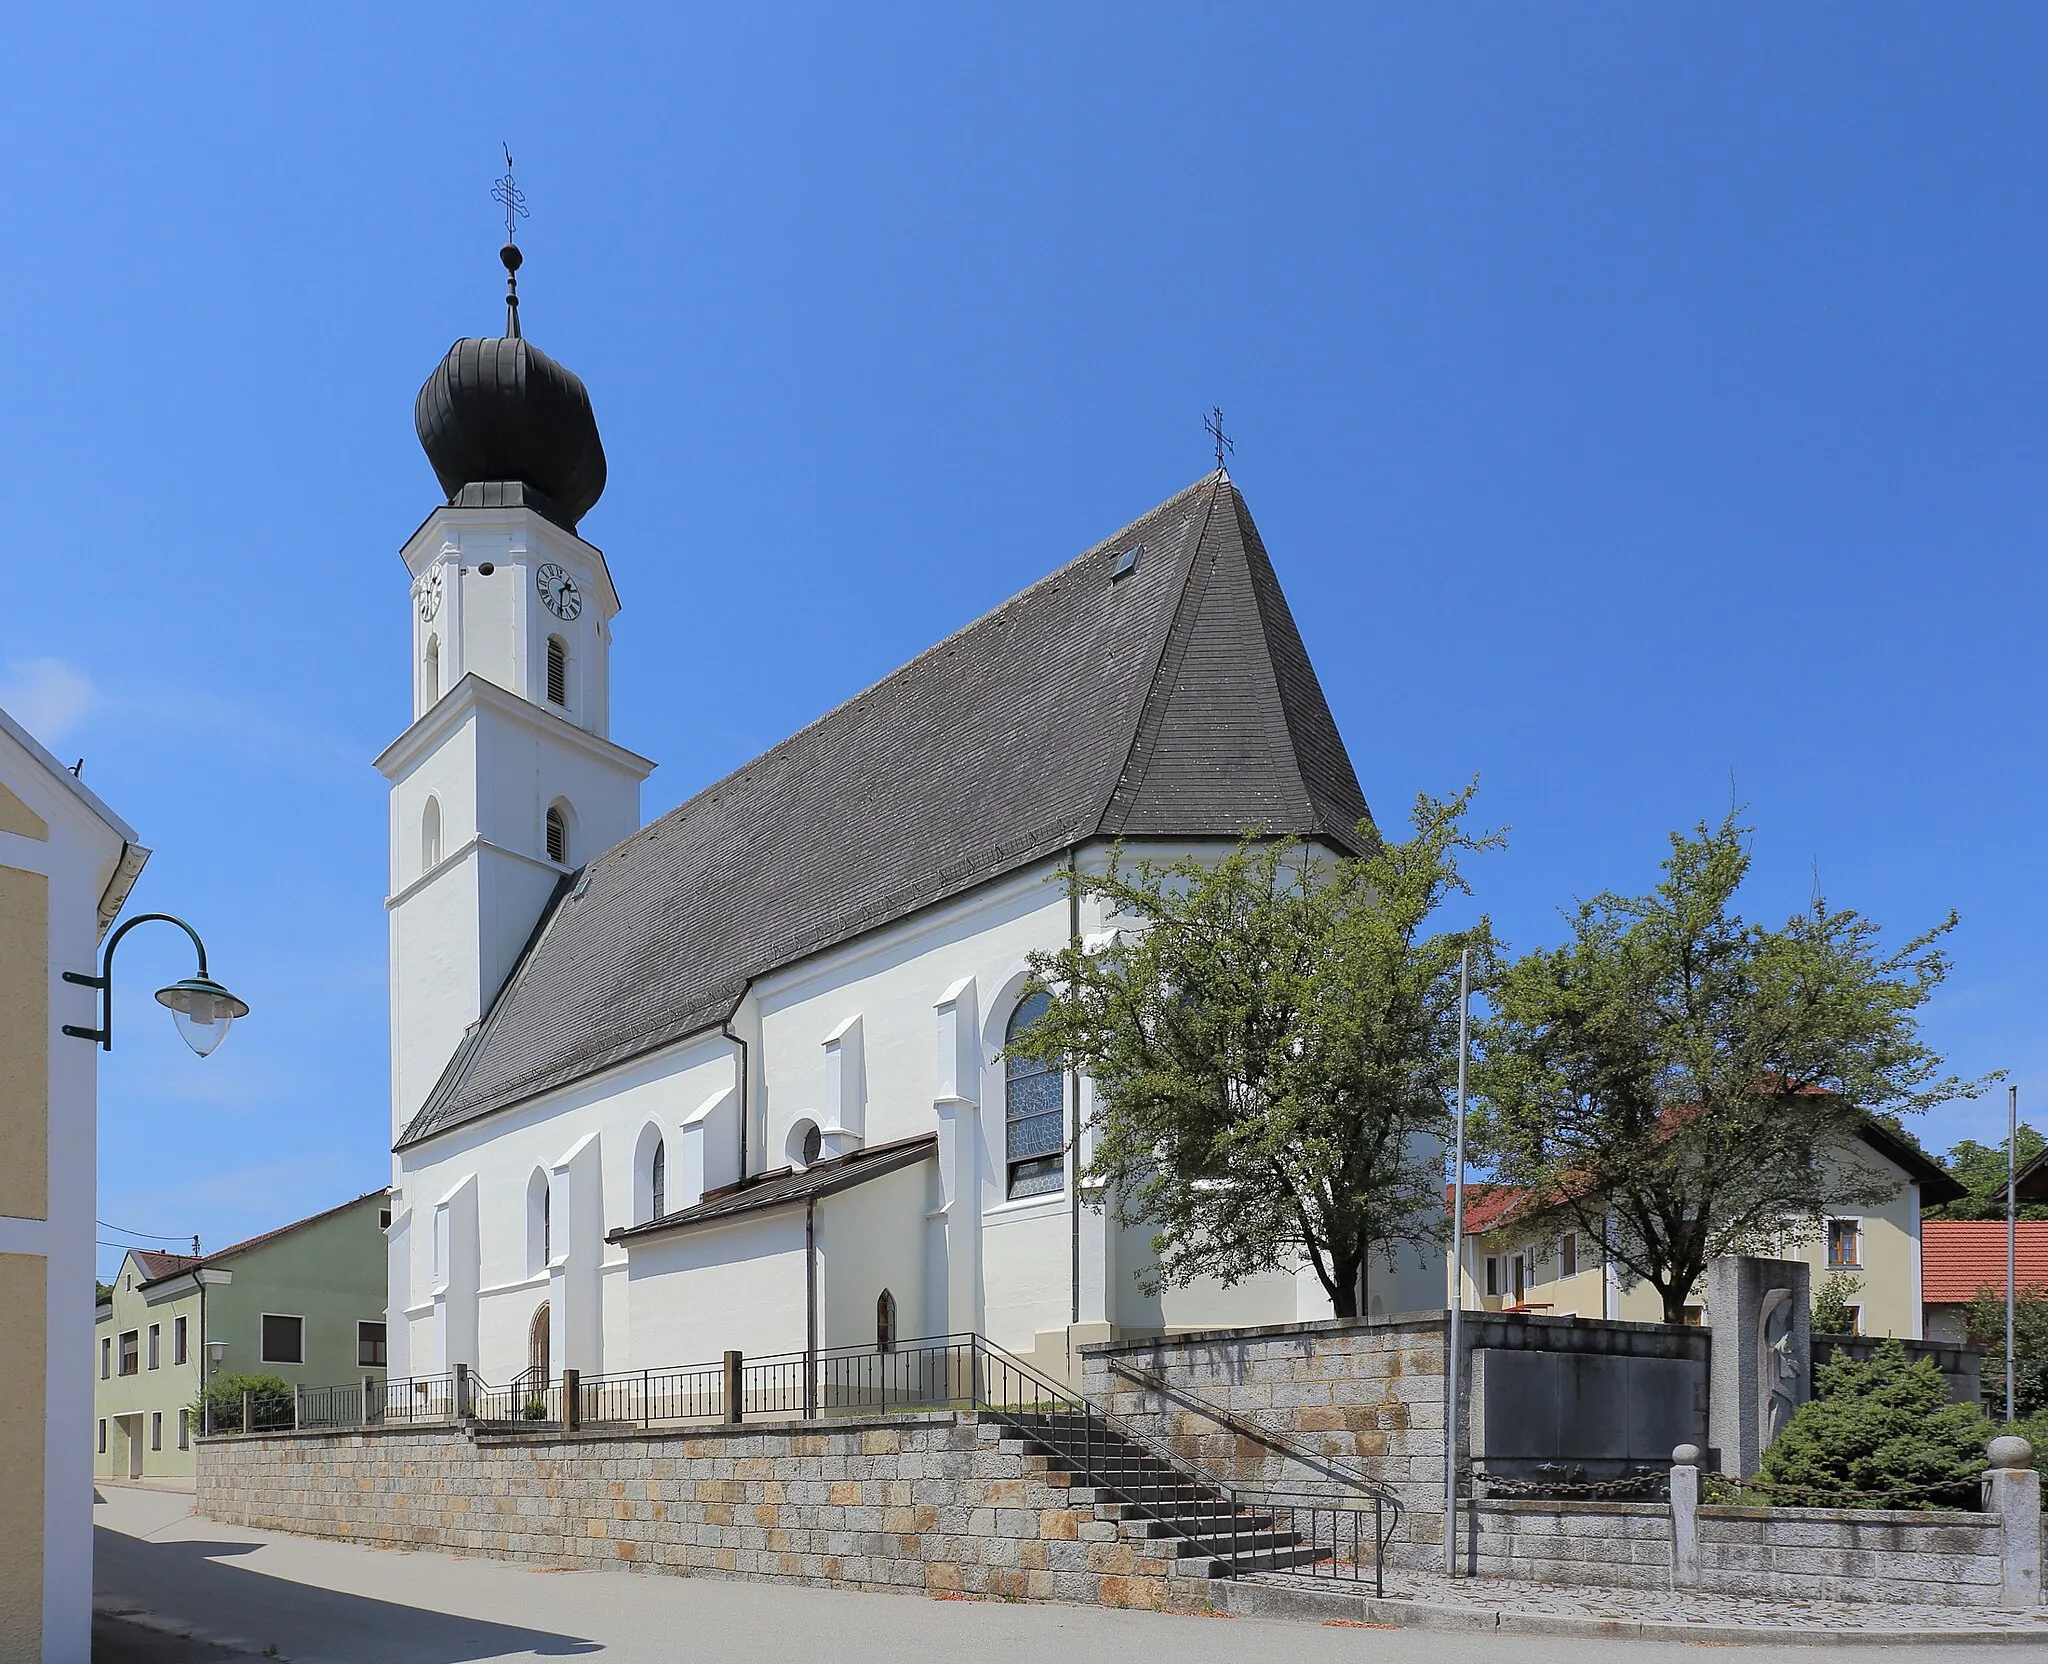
[93,1191,388,1480]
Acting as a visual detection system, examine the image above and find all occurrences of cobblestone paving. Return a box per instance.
[1258,1568,2048,1633]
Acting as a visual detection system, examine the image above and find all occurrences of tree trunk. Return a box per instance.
[1328,1253,1361,1319]
[1660,1284,1690,1326]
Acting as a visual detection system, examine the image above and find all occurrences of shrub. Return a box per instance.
[1961,1282,2048,1418]
[189,1372,295,1435]
[1751,1340,1989,1508]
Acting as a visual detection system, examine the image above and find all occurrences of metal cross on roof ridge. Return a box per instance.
[1205,406,1234,470]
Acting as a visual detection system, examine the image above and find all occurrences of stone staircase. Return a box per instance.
[991,1409,1334,1577]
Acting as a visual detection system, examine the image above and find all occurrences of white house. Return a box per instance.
[383,252,1440,1394]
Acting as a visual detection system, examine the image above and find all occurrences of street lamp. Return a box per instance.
[62,912,249,1057]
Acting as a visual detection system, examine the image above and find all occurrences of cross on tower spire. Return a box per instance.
[1204,406,1234,472]
[491,145,529,338]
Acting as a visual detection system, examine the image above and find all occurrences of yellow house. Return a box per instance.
[0,705,147,1664]
[1451,1120,1962,1338]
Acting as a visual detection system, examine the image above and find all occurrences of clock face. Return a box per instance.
[417,566,443,623]
[536,562,582,621]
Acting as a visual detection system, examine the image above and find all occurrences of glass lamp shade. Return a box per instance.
[155,975,250,1058]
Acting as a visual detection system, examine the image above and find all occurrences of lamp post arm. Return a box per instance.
[62,912,215,1051]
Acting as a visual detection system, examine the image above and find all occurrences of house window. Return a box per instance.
[1004,990,1064,1198]
[260,1314,305,1366]
[177,1409,189,1451]
[650,1139,666,1222]
[150,1412,162,1452]
[379,1209,392,1230]
[98,1420,106,1455]
[1845,1304,1864,1336]
[1484,1256,1500,1298]
[877,1289,897,1354]
[1682,1305,1705,1327]
[119,1330,139,1376]
[358,1321,388,1368]
[1826,1219,1862,1268]
[546,636,568,707]
[1559,1233,1578,1280]
[545,804,568,864]
[172,1315,188,1366]
[147,1324,160,1370]
[100,1338,111,1380]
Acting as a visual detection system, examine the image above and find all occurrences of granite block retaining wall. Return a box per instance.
[1467,1499,2008,1608]
[196,1412,1218,1612]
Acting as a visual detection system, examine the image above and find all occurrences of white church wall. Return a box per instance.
[624,1212,810,1365]
[393,1028,737,1383]
[817,1160,931,1351]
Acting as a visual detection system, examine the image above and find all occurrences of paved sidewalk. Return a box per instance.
[94,1486,2040,1661]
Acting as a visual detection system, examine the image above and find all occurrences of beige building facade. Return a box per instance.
[1452,1122,1961,1338]
[0,706,147,1664]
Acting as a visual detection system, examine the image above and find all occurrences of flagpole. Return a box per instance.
[1445,946,1470,1576]
[2008,1082,2018,1425]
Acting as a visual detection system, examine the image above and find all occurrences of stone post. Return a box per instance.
[240,1388,252,1436]
[1706,1256,1810,1478]
[724,1350,744,1424]
[203,1396,214,1438]
[563,1369,581,1432]
[1669,1444,1700,1589]
[292,1385,304,1431]
[1984,1436,2041,1611]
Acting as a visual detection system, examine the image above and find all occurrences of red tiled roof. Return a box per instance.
[131,1250,198,1281]
[1445,1183,1527,1236]
[1921,1220,2048,1304]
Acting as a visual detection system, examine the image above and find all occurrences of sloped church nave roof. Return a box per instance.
[397,472,1372,1148]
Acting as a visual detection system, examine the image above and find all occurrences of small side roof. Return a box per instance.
[0,702,139,845]
[607,1134,935,1244]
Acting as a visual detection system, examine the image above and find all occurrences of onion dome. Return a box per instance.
[414,245,607,532]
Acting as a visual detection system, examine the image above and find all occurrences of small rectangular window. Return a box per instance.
[98,1420,107,1455]
[150,1412,161,1452]
[172,1315,188,1366]
[546,636,568,706]
[1826,1219,1861,1268]
[119,1330,139,1376]
[177,1409,189,1451]
[260,1314,305,1366]
[1484,1256,1500,1297]
[379,1209,392,1230]
[1682,1304,1705,1327]
[100,1338,111,1380]
[147,1324,160,1370]
[358,1321,388,1368]
[1559,1233,1578,1279]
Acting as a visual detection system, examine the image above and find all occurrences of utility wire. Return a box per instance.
[96,1219,193,1241]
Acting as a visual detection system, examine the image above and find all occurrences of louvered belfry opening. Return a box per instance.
[546,636,568,707]
[545,805,568,865]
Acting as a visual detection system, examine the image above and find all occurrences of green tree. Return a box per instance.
[1750,1341,1988,1508]
[1474,813,1986,1325]
[1961,1283,2048,1418]
[1811,1270,1864,1334]
[1925,1126,2048,1221]
[1007,787,1498,1318]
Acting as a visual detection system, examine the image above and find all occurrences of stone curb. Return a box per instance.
[1219,1578,2048,1646]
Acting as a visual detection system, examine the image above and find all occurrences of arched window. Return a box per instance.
[786,1118,823,1170]
[421,797,442,871]
[545,805,568,865]
[542,1185,552,1265]
[526,1169,550,1277]
[422,635,441,709]
[650,1139,666,1222]
[1004,990,1063,1198]
[546,636,568,707]
[876,1289,897,1354]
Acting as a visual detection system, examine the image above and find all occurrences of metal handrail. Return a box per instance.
[1105,1357,1403,1509]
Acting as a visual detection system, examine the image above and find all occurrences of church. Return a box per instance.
[379,244,1442,1394]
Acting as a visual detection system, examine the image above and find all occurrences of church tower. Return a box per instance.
[376,240,655,1142]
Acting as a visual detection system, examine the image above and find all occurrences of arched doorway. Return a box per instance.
[527,1301,551,1397]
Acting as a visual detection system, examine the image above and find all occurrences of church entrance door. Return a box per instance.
[526,1301,550,1402]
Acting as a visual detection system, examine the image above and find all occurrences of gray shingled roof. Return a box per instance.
[397,473,1371,1149]
[606,1134,938,1242]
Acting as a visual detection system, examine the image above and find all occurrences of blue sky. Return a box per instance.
[0,7,2038,1275]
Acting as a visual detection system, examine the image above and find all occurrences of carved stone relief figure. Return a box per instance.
[1757,1286,1799,1449]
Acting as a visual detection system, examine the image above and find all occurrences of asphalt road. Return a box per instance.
[92,1484,2004,1663]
